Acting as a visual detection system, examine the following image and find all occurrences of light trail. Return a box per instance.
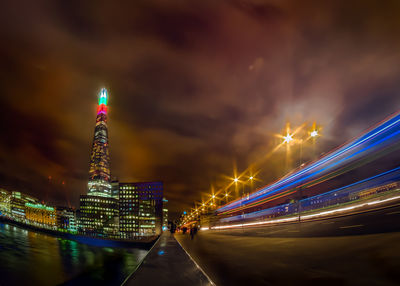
[208,194,400,231]
[217,111,400,214]
[218,166,400,223]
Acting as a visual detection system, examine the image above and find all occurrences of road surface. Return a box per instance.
[176,204,400,286]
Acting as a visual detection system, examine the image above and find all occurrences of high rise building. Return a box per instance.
[88,88,112,197]
[80,88,119,237]
[119,182,163,239]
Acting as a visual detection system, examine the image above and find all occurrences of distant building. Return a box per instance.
[25,202,56,228]
[79,195,119,237]
[10,192,39,220]
[119,182,163,239]
[0,189,11,215]
[56,206,77,233]
[162,198,168,231]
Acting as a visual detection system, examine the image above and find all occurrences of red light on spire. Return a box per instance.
[97,104,108,115]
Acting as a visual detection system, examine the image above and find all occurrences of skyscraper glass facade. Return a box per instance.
[88,88,112,197]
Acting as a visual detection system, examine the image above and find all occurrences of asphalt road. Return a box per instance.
[175,204,400,286]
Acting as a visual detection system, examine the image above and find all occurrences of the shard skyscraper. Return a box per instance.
[87,88,112,197]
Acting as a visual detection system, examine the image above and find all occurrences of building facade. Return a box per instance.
[56,207,77,233]
[79,195,119,237]
[10,192,39,220]
[119,182,163,239]
[25,202,56,228]
[0,189,11,215]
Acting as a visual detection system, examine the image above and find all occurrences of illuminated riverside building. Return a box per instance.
[0,189,11,215]
[88,88,112,197]
[25,203,56,228]
[79,196,119,237]
[10,191,39,220]
[56,207,77,233]
[119,182,163,239]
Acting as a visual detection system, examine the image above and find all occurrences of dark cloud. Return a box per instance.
[1,0,400,218]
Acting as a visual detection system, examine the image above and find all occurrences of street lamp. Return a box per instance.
[233,178,239,183]
[283,133,293,144]
[310,130,318,137]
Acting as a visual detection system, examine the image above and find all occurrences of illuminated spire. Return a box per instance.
[98,88,108,105]
[97,88,109,115]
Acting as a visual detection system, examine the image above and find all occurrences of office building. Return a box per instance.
[119,182,163,239]
[10,191,39,220]
[56,206,77,233]
[79,195,119,237]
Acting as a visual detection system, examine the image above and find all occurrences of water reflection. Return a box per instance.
[0,223,148,286]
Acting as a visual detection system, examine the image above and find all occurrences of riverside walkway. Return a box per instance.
[123,232,214,286]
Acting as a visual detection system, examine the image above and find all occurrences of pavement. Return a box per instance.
[175,204,400,286]
[123,232,214,286]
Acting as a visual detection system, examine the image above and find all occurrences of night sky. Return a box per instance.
[1,0,400,218]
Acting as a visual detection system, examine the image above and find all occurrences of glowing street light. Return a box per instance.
[212,194,215,199]
[310,130,318,137]
[233,178,239,183]
[283,133,293,144]
[249,176,253,180]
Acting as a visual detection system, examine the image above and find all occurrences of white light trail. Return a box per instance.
[211,194,400,230]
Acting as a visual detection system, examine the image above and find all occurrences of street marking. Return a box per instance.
[339,224,363,229]
[386,211,400,215]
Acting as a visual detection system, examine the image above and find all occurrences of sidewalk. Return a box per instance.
[123,232,214,286]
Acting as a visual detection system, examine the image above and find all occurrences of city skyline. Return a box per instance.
[1,1,400,218]
[2,2,400,286]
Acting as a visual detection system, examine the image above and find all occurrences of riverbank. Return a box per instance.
[0,216,156,248]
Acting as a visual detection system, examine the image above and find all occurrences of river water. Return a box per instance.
[0,223,148,286]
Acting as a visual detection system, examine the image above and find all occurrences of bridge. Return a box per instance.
[123,111,400,285]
